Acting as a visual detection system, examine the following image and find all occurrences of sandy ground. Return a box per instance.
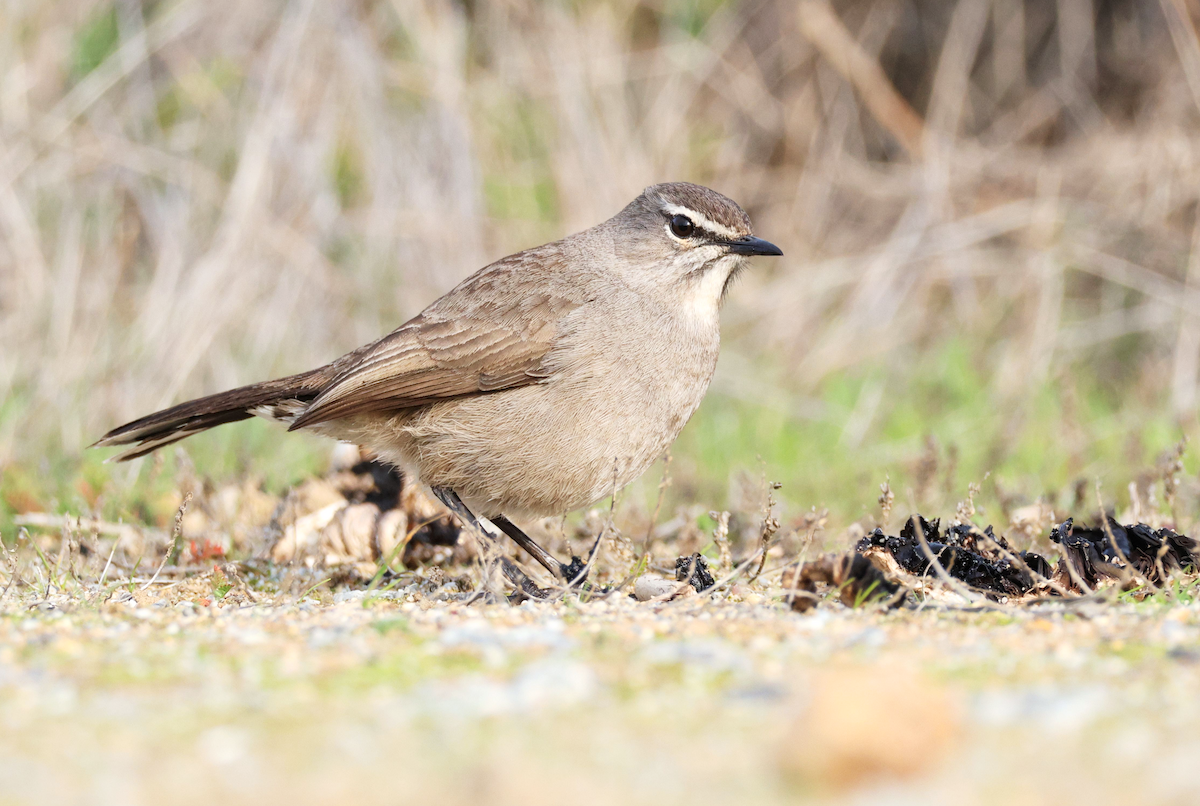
[2,577,1198,806]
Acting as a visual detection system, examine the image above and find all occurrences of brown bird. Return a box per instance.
[94,182,782,590]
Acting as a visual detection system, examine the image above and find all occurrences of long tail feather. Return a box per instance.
[93,370,327,462]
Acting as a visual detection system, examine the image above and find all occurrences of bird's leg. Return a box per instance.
[431,487,548,600]
[492,516,589,587]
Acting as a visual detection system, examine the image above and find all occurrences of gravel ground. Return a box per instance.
[2,578,1199,806]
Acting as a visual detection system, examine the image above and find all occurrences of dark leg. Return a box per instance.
[431,487,548,600]
[491,516,574,582]
[494,516,604,588]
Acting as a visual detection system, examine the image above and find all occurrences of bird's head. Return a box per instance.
[608,182,782,306]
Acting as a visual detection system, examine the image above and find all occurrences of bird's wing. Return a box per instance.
[288,269,584,430]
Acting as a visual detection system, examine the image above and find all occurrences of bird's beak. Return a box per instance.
[725,236,783,256]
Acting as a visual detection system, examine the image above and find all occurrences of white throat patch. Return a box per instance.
[682,255,742,321]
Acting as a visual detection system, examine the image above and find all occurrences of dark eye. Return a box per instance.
[669,214,695,238]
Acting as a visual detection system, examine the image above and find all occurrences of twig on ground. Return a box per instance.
[783,509,828,608]
[143,492,191,591]
[365,515,441,594]
[14,513,150,546]
[711,510,732,577]
[878,478,895,528]
[748,482,782,584]
[640,452,673,560]
[1096,482,1153,592]
[0,530,21,602]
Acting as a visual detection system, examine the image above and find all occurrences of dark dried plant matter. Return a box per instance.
[279,462,1196,609]
[674,553,716,592]
[845,514,1198,605]
[856,516,1054,598]
[1049,517,1199,592]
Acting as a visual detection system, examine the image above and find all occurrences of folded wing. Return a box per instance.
[288,286,581,429]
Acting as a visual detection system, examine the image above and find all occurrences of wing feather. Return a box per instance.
[288,270,585,430]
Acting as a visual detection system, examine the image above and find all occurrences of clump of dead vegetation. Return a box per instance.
[5,439,1197,615]
[783,441,1200,611]
[842,512,1196,604]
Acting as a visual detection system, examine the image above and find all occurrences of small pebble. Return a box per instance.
[633,576,685,602]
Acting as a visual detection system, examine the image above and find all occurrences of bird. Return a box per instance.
[94,182,782,592]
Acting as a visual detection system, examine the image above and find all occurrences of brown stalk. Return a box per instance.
[797,0,926,158]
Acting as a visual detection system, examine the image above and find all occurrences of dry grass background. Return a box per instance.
[2,0,1200,521]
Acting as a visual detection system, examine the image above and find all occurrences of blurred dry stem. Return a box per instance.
[797,0,925,157]
[711,509,732,575]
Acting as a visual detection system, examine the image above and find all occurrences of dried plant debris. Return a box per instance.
[837,514,1198,606]
[675,553,716,592]
[268,459,467,574]
[857,517,1052,598]
[20,439,1195,612]
[628,554,717,603]
[783,553,906,612]
[1050,517,1198,592]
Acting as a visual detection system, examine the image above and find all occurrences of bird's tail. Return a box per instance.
[92,369,328,462]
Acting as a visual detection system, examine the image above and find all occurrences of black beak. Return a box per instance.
[725,236,783,257]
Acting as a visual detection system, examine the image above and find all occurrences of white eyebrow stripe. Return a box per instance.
[662,203,742,241]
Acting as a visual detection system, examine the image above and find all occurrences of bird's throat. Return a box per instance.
[681,256,743,321]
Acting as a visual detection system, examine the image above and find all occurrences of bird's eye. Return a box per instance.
[668,214,695,239]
